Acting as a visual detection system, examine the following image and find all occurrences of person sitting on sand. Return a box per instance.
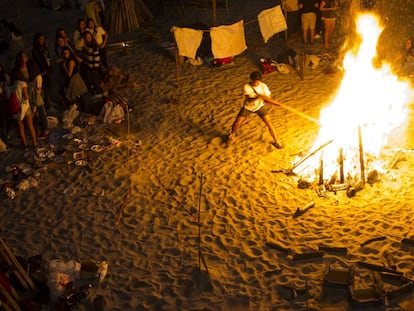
[227,71,283,149]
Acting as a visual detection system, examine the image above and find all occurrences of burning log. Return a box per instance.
[293,201,315,218]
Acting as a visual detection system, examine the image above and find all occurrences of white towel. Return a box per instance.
[171,26,203,59]
[258,5,287,44]
[210,20,247,59]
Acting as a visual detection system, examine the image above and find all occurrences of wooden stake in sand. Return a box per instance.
[197,174,209,278]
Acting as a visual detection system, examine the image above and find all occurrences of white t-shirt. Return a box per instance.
[87,26,106,45]
[243,81,271,112]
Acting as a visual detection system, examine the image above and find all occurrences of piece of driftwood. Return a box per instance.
[380,272,412,285]
[386,149,403,171]
[360,236,386,247]
[386,281,414,301]
[292,251,324,261]
[346,181,364,197]
[357,261,403,275]
[265,242,290,254]
[401,238,414,246]
[293,201,315,218]
[350,285,384,306]
[323,265,353,286]
[318,245,348,254]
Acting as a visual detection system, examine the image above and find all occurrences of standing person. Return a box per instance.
[32,32,52,110]
[0,64,11,145]
[86,18,109,69]
[299,0,319,44]
[227,71,283,149]
[84,0,102,26]
[73,18,87,53]
[282,0,301,39]
[61,46,88,105]
[10,53,37,149]
[319,0,338,48]
[12,52,49,138]
[80,31,104,95]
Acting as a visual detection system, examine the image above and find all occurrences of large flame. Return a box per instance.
[294,13,412,182]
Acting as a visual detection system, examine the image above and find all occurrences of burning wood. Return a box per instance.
[284,13,412,192]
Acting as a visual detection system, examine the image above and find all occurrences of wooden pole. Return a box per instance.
[358,126,365,185]
[212,0,217,26]
[260,94,320,126]
[339,148,344,183]
[198,173,203,271]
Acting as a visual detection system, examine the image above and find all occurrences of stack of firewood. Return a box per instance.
[110,0,153,35]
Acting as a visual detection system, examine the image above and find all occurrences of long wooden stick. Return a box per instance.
[0,237,35,291]
[260,94,320,126]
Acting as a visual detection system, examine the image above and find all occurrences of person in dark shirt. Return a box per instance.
[299,0,319,44]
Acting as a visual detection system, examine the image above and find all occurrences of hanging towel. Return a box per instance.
[258,5,287,44]
[171,26,203,59]
[210,20,247,59]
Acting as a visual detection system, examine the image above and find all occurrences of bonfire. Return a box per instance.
[292,13,413,192]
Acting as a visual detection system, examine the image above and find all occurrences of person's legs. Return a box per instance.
[24,114,37,147]
[16,119,27,148]
[323,19,335,48]
[309,13,317,44]
[230,115,246,137]
[301,14,308,44]
[36,105,49,137]
[261,115,282,148]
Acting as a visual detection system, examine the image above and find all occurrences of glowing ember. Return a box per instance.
[293,13,412,183]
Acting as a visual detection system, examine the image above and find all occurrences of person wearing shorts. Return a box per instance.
[227,71,283,149]
[320,0,338,48]
[299,0,319,44]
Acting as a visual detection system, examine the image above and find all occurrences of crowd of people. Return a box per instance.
[0,0,110,150]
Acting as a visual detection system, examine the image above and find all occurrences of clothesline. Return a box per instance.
[172,5,287,59]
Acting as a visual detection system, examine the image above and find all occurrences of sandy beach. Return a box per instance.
[1,0,414,310]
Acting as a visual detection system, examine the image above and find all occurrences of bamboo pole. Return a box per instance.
[212,0,217,26]
[358,126,365,185]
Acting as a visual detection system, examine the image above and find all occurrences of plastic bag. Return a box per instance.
[99,100,125,124]
[62,104,79,128]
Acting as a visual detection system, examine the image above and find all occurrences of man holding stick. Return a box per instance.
[227,71,283,149]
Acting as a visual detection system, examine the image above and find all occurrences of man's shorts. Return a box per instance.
[238,106,269,118]
[301,12,317,30]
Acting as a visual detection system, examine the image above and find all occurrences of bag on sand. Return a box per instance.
[99,99,125,124]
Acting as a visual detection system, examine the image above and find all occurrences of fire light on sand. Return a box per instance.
[293,13,413,184]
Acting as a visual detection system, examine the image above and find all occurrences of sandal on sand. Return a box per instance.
[272,142,283,149]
